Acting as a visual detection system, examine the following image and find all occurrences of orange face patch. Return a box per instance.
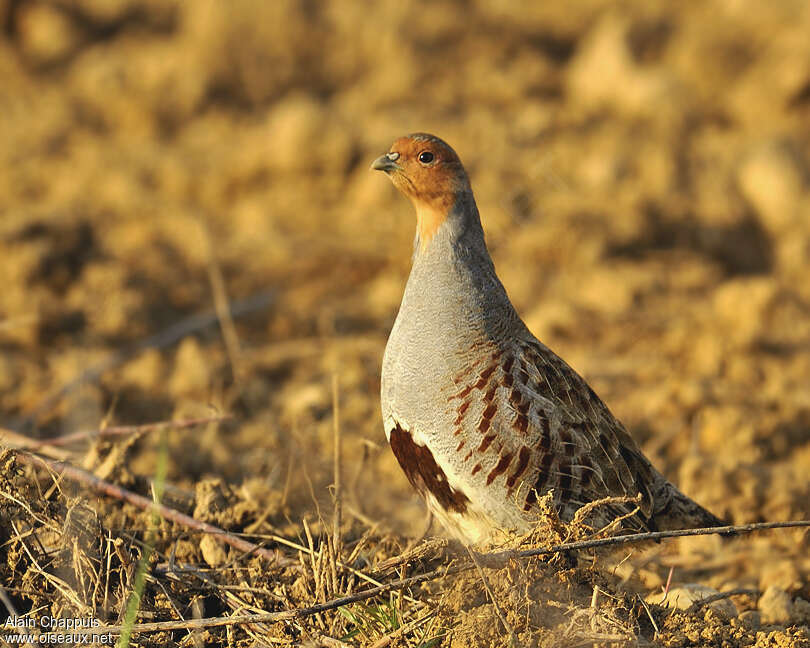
[381,133,470,250]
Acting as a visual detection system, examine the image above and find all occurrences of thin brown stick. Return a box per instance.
[638,595,660,638]
[309,634,351,648]
[4,415,230,450]
[466,546,520,647]
[685,588,759,614]
[204,224,245,382]
[662,565,674,599]
[0,585,19,617]
[508,520,810,561]
[331,373,343,561]
[18,290,275,427]
[0,428,72,460]
[12,451,294,567]
[373,537,448,573]
[367,609,438,648]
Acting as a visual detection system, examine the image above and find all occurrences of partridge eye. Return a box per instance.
[418,151,434,164]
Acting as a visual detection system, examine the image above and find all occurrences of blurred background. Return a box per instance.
[1,0,809,571]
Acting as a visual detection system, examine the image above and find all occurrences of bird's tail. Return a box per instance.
[654,482,730,533]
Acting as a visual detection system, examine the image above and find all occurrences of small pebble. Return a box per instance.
[758,585,794,624]
[739,610,761,630]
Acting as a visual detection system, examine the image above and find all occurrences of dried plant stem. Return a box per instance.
[685,588,759,614]
[367,609,438,648]
[12,450,294,567]
[508,519,810,561]
[638,595,660,638]
[0,585,19,617]
[20,290,275,427]
[331,373,343,561]
[203,224,245,382]
[373,537,448,573]
[466,546,520,647]
[119,428,169,648]
[310,635,351,648]
[3,415,230,450]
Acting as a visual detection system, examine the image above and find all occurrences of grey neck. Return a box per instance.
[396,194,523,357]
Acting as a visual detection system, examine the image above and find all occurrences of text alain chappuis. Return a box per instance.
[3,616,115,644]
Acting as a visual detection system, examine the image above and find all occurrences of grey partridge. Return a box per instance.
[372,133,725,544]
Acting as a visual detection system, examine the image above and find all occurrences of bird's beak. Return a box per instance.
[371,154,401,173]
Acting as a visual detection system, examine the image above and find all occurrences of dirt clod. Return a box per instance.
[759,585,796,625]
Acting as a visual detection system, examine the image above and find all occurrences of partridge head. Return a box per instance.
[371,134,476,253]
[373,133,725,544]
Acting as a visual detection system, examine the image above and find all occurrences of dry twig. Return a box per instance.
[367,609,438,648]
[18,290,275,427]
[203,224,245,382]
[685,588,759,614]
[11,450,295,567]
[2,415,230,450]
[507,519,810,561]
[466,546,520,647]
[331,373,343,565]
